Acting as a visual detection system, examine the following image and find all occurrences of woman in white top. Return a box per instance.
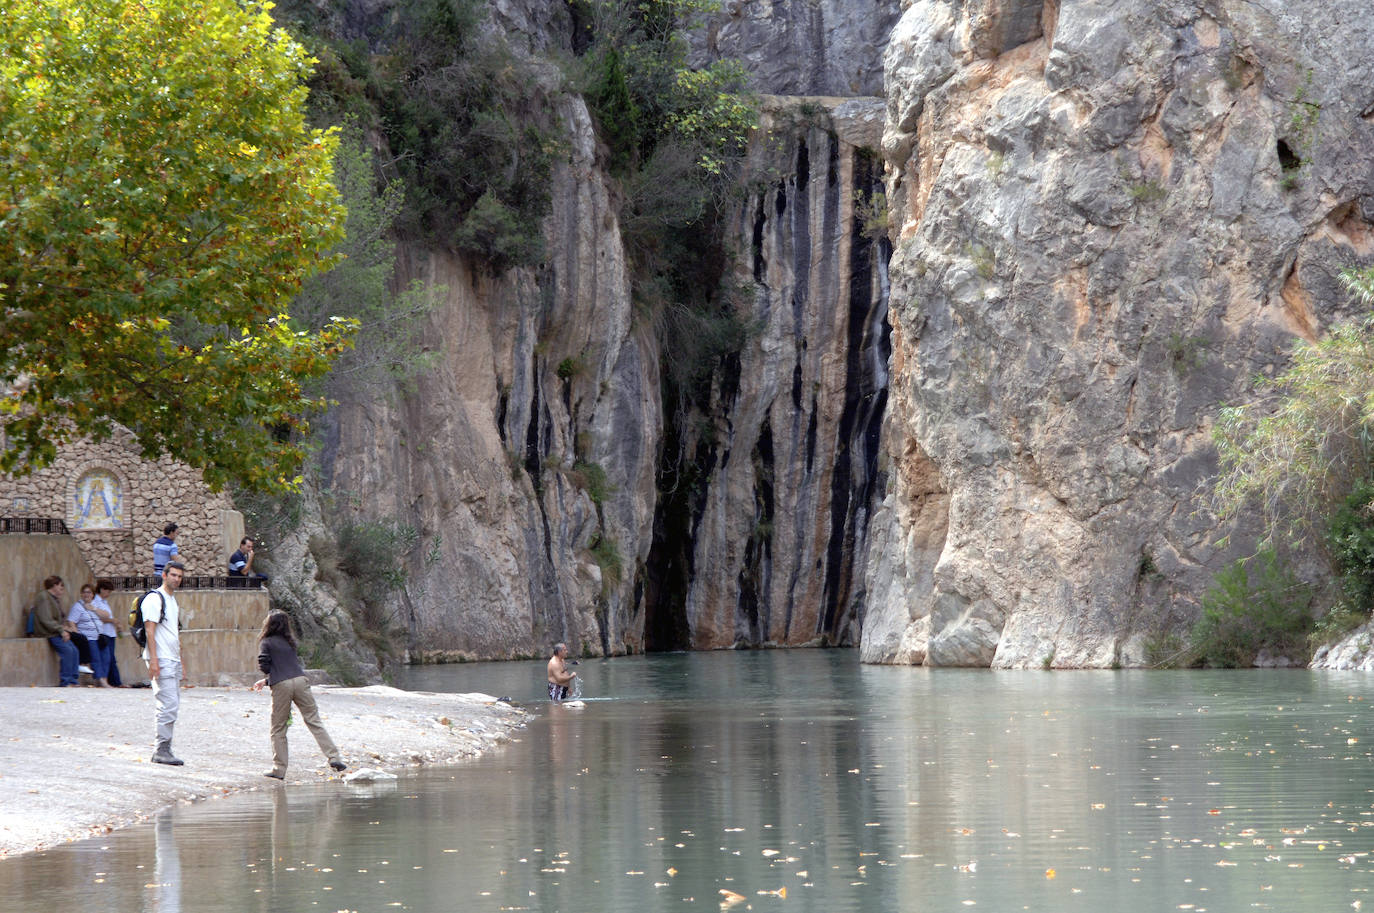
[92,579,122,687]
[68,584,111,687]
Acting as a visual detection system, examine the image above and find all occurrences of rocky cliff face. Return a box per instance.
[861,0,1374,667]
[643,97,892,649]
[316,83,658,660]
[689,0,900,96]
[269,1,899,663]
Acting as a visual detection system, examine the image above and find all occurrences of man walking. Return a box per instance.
[142,561,186,765]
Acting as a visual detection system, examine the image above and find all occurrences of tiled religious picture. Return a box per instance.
[72,468,123,529]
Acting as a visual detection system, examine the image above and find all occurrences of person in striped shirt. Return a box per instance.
[152,522,179,580]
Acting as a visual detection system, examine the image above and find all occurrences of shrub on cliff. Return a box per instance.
[0,0,354,492]
[1214,267,1374,543]
[272,0,559,272]
[1190,549,1314,667]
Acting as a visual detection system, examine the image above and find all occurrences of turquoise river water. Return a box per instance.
[3,650,1373,912]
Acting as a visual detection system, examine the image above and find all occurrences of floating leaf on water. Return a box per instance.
[1045,869,1057,879]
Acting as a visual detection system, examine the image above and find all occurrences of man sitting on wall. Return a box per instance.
[228,536,269,584]
[31,576,80,686]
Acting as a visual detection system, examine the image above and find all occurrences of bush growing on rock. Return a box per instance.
[1190,549,1313,668]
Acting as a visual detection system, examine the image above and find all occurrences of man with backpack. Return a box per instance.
[140,561,187,765]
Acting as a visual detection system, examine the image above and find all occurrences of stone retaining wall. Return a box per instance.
[0,588,271,687]
[0,425,243,577]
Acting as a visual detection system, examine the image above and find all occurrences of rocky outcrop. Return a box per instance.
[862,0,1374,667]
[644,97,892,649]
[259,2,901,663]
[689,0,901,96]
[1312,622,1374,671]
[317,86,659,660]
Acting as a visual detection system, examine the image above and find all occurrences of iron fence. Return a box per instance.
[112,575,266,592]
[0,517,71,535]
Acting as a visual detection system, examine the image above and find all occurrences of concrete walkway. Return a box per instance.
[0,684,528,857]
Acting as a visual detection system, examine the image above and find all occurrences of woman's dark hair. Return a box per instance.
[259,610,296,649]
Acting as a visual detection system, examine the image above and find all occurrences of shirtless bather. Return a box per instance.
[547,643,576,702]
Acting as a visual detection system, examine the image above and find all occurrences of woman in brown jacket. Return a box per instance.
[251,611,347,779]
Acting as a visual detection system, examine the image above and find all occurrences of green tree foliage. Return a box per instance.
[1190,549,1313,667]
[1214,268,1374,543]
[290,127,436,400]
[1326,478,1374,613]
[0,0,352,492]
[576,0,755,179]
[572,0,758,401]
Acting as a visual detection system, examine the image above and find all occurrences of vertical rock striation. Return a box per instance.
[689,0,901,96]
[317,83,659,660]
[863,0,1374,667]
[276,0,902,662]
[646,98,892,649]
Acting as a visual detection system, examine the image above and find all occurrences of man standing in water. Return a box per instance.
[143,561,186,765]
[547,643,576,702]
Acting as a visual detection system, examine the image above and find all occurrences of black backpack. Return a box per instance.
[128,590,166,648]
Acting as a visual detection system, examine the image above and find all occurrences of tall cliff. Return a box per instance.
[861,0,1374,667]
[269,0,898,662]
[642,97,891,650]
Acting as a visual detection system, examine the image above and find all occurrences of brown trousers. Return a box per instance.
[269,675,340,774]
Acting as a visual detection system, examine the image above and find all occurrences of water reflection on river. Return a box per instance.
[4,651,1373,912]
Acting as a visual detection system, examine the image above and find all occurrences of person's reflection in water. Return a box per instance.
[149,810,181,913]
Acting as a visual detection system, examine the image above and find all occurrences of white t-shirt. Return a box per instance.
[67,601,102,641]
[140,587,181,663]
[92,594,118,637]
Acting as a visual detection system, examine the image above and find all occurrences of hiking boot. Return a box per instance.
[329,759,347,772]
[151,742,184,766]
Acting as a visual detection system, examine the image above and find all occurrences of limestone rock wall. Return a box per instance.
[654,97,892,649]
[862,0,1374,667]
[689,0,901,97]
[312,87,658,660]
[262,1,903,663]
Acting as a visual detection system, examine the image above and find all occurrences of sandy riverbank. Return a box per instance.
[0,684,529,858]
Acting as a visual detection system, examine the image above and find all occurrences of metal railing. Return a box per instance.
[112,575,267,592]
[0,517,71,535]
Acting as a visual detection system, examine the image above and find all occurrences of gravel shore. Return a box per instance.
[0,683,529,858]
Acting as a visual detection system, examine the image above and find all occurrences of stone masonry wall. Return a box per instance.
[0,425,236,578]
